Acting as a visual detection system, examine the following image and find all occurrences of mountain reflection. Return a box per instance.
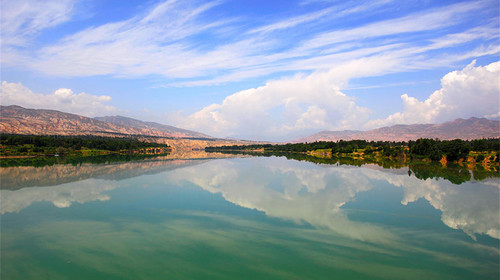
[1,156,498,240]
[0,151,238,190]
[0,158,208,190]
[0,159,212,214]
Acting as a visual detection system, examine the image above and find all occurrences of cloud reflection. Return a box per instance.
[1,156,498,240]
[0,158,209,213]
[166,158,499,240]
[1,179,118,213]
[166,158,395,243]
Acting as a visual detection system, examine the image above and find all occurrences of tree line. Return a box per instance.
[0,153,167,168]
[0,134,170,155]
[211,149,498,184]
[206,138,500,162]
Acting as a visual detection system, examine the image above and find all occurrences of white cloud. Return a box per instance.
[0,81,118,117]
[1,1,498,136]
[2,0,495,87]
[175,57,402,140]
[0,0,75,47]
[248,6,336,34]
[367,60,500,128]
[300,1,481,50]
[0,0,75,66]
[172,58,500,140]
[28,0,252,78]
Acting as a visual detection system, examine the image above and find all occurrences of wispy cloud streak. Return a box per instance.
[2,0,496,86]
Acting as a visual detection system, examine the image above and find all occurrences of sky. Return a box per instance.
[1,0,499,141]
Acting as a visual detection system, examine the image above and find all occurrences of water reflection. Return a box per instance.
[0,159,209,213]
[0,151,239,190]
[0,157,208,190]
[165,159,396,243]
[364,165,499,239]
[1,179,120,213]
[165,158,499,240]
[2,155,499,279]
[2,155,498,241]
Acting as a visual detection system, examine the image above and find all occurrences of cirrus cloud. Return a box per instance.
[3,0,497,87]
[0,0,75,47]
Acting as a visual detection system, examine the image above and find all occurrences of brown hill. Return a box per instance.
[0,105,209,139]
[95,115,210,138]
[295,118,500,142]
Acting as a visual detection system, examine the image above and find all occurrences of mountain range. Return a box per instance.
[1,105,498,143]
[94,115,211,138]
[295,118,500,142]
[0,105,209,139]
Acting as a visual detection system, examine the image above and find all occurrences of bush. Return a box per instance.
[56,146,67,155]
[476,154,485,162]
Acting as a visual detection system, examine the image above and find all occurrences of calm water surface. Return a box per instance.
[1,156,499,279]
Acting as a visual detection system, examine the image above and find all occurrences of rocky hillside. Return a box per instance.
[0,105,210,139]
[295,118,500,142]
[95,115,209,138]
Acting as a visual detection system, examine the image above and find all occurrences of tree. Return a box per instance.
[441,139,470,162]
[56,146,67,155]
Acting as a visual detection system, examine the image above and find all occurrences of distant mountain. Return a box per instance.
[0,105,211,139]
[95,115,210,138]
[295,118,500,142]
[297,130,361,142]
[3,105,498,143]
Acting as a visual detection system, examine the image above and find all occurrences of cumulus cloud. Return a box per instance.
[175,57,405,141]
[366,60,500,128]
[0,81,118,117]
[176,77,366,140]
[172,57,500,141]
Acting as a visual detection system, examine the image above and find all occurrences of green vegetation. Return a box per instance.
[408,162,472,185]
[0,134,170,157]
[211,150,499,185]
[207,138,499,184]
[211,137,500,183]
[0,153,167,168]
[206,140,407,155]
[206,138,500,163]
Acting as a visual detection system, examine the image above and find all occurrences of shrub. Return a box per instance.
[476,154,485,162]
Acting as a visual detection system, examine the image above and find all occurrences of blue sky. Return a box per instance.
[1,0,499,141]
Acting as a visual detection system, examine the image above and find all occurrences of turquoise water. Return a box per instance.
[1,156,499,279]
